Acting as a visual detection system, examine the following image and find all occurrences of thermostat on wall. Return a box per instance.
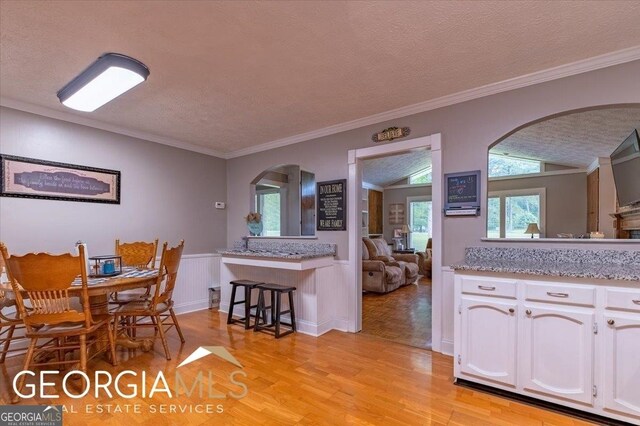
[215,202,226,209]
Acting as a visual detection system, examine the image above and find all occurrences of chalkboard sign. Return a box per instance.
[317,179,346,231]
[444,170,481,210]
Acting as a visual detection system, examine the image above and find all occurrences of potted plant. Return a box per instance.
[245,212,263,236]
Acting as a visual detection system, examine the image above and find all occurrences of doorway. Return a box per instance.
[347,134,443,352]
[359,151,433,348]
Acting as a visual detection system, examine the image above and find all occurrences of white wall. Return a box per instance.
[0,107,228,256]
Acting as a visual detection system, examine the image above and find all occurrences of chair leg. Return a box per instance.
[288,291,297,332]
[57,337,65,364]
[0,324,16,364]
[79,334,87,373]
[155,314,171,360]
[253,289,265,330]
[106,322,118,367]
[243,286,251,329]
[12,338,37,403]
[274,293,281,338]
[169,308,185,343]
[227,284,238,324]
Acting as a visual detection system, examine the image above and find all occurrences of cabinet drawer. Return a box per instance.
[605,288,640,313]
[524,282,595,307]
[461,277,517,299]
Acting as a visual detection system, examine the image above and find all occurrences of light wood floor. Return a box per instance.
[362,278,432,349]
[0,309,594,425]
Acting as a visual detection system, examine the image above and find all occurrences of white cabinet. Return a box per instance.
[459,297,517,387]
[454,273,640,424]
[602,313,640,418]
[521,305,595,405]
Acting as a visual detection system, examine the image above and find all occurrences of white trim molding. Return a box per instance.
[347,134,443,349]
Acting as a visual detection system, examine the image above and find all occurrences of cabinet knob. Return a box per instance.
[525,309,532,316]
[607,319,615,325]
[508,308,515,314]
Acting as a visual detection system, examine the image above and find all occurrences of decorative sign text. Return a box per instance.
[317,179,346,231]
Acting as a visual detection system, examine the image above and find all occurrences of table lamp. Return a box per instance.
[525,223,541,239]
[400,224,411,248]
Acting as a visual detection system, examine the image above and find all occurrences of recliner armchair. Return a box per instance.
[363,237,419,285]
[417,238,432,278]
[362,241,404,293]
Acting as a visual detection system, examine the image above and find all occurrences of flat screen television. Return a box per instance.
[611,129,640,207]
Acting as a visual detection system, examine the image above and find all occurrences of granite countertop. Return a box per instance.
[218,249,335,260]
[451,259,640,282]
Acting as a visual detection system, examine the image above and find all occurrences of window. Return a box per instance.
[487,188,545,238]
[255,189,281,236]
[407,196,432,249]
[488,154,542,178]
[409,167,432,184]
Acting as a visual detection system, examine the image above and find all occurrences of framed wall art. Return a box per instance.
[389,203,405,225]
[0,154,121,204]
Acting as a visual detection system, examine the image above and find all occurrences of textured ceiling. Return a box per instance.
[492,107,640,167]
[363,151,431,187]
[1,2,640,154]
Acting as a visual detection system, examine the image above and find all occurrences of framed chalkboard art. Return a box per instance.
[317,179,346,231]
[0,154,121,204]
[444,170,481,216]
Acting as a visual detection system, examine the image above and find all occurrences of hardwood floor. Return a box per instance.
[361,278,432,349]
[0,309,594,425]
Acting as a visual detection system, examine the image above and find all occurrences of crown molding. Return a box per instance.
[0,97,227,159]
[226,45,640,159]
[2,46,639,161]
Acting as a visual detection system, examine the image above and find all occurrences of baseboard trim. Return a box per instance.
[440,338,454,356]
[455,379,634,426]
[173,300,209,315]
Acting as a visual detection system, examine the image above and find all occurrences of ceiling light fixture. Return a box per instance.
[57,53,150,112]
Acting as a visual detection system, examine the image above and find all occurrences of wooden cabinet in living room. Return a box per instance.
[602,313,640,418]
[520,305,595,406]
[459,297,518,387]
[368,189,383,235]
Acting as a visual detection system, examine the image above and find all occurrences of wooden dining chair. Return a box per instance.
[113,240,185,360]
[0,253,28,364]
[110,238,159,306]
[0,243,118,402]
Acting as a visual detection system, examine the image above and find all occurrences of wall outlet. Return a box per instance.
[215,202,226,209]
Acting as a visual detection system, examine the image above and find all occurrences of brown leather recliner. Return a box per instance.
[363,237,419,285]
[417,238,432,278]
[362,241,404,293]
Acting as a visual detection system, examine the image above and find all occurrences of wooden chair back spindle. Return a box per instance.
[115,239,159,269]
[152,240,184,309]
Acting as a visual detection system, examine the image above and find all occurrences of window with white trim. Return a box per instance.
[487,188,545,238]
[407,196,432,249]
[408,167,432,184]
[488,153,542,178]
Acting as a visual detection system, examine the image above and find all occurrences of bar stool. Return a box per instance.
[253,283,297,338]
[227,280,264,329]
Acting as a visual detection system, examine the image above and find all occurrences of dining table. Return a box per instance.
[1,266,160,354]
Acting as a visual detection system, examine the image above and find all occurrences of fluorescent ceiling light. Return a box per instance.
[57,53,149,112]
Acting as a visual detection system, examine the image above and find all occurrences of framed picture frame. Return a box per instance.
[393,228,403,238]
[389,203,405,225]
[0,154,121,204]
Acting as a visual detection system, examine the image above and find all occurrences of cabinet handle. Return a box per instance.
[525,309,532,316]
[633,300,640,305]
[607,319,615,325]
[478,285,496,291]
[508,308,515,314]
[546,292,569,298]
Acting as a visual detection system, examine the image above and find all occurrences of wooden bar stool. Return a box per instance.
[227,280,264,329]
[253,283,297,338]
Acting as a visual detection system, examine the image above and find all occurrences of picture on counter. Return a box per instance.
[317,179,346,231]
[0,154,121,204]
[389,203,405,225]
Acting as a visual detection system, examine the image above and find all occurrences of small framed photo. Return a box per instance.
[393,228,403,238]
[1,154,121,204]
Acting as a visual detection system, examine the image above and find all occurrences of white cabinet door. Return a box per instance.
[459,297,517,387]
[602,314,640,419]
[521,305,595,405]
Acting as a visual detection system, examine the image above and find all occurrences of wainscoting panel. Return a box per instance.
[172,253,220,314]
